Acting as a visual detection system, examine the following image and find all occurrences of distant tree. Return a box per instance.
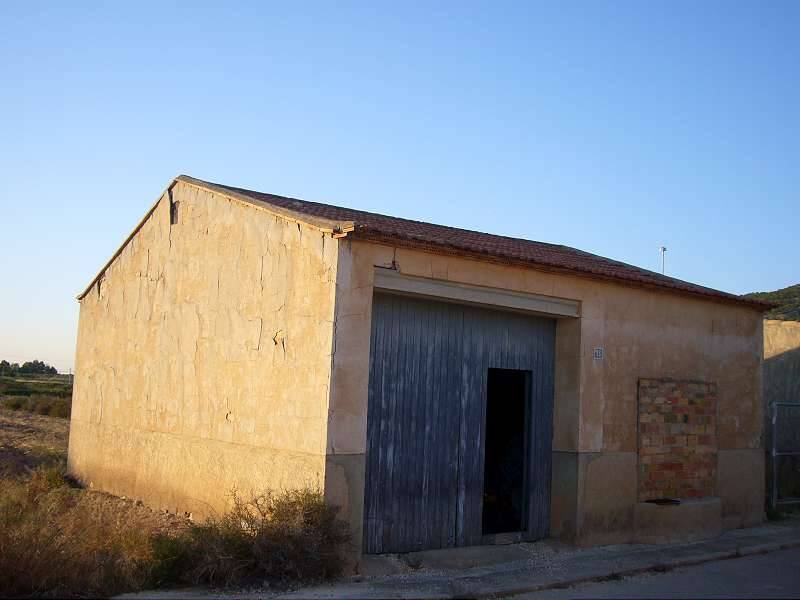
[17,360,58,375]
[0,360,11,376]
[18,361,35,374]
[744,283,800,321]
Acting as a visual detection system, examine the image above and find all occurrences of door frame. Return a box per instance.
[364,271,567,553]
[479,367,534,544]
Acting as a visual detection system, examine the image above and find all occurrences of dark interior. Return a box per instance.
[482,368,529,535]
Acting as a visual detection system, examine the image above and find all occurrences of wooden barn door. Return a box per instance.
[363,293,555,554]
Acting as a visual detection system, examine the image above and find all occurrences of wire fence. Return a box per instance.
[770,402,800,509]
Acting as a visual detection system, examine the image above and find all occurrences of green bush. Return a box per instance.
[152,488,350,589]
[0,376,72,398]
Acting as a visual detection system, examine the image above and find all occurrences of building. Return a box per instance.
[764,319,800,410]
[69,175,768,559]
[763,319,800,509]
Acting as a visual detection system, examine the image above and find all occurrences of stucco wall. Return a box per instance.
[325,239,764,550]
[764,319,800,407]
[764,319,800,359]
[68,181,338,518]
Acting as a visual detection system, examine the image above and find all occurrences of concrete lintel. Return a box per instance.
[373,268,581,318]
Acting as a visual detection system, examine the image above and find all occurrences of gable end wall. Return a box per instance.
[68,181,338,518]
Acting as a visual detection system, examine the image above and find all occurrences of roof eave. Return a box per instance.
[347,229,774,312]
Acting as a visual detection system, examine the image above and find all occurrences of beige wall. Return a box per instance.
[764,319,800,360]
[325,239,764,549]
[69,188,765,546]
[764,319,800,408]
[68,181,339,518]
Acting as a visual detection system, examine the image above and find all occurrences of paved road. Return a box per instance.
[522,547,800,599]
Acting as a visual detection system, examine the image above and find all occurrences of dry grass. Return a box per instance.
[1,394,70,418]
[0,375,72,419]
[0,409,188,598]
[0,408,350,597]
[152,488,350,589]
[0,468,161,598]
[0,408,69,478]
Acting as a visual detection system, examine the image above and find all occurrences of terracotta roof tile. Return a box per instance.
[202,178,768,310]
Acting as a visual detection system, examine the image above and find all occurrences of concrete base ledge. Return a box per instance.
[634,497,722,544]
[359,543,534,576]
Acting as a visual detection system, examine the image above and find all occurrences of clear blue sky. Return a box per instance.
[1,1,797,372]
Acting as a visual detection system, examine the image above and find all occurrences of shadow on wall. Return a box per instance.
[765,345,800,407]
[764,345,800,503]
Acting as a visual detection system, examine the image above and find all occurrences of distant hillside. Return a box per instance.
[744,284,800,321]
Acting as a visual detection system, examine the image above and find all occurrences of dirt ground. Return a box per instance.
[0,407,68,477]
[0,407,189,534]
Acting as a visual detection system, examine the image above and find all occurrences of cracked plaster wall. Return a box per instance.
[68,181,338,518]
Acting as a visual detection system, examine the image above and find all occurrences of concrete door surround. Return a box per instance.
[362,267,579,553]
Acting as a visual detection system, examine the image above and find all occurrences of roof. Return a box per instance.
[180,176,769,311]
[78,175,772,311]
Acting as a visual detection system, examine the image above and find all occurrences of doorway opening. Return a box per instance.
[482,368,530,535]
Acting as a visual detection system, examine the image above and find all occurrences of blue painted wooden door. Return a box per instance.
[363,292,555,554]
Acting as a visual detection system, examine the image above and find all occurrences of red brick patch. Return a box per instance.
[637,379,717,502]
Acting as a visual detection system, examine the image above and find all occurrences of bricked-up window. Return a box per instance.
[638,379,718,501]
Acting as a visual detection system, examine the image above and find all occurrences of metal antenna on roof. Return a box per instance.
[659,246,667,275]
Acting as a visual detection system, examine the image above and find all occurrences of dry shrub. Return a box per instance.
[152,488,350,589]
[0,467,154,598]
[1,394,70,418]
[0,469,349,597]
